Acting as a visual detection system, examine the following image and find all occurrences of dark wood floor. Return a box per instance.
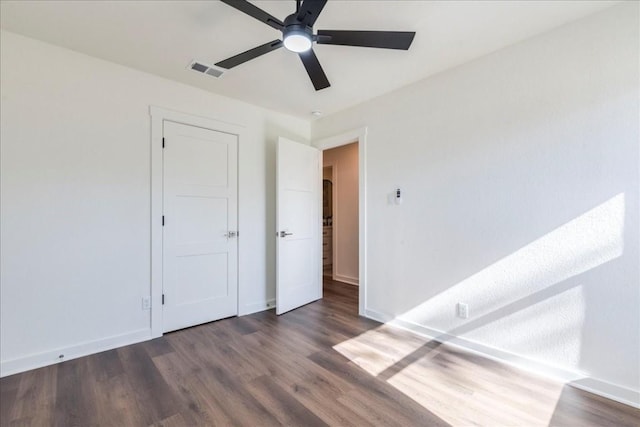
[1,279,639,426]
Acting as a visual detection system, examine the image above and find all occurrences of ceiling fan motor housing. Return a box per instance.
[283,13,312,36]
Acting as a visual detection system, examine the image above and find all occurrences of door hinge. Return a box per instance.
[162,216,165,226]
[162,137,165,148]
[162,294,165,305]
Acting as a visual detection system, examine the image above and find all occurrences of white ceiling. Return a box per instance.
[1,1,617,119]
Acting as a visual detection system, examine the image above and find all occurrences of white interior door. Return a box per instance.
[163,120,238,332]
[276,137,322,315]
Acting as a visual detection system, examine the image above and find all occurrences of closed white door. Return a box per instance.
[276,137,322,315]
[162,120,238,332]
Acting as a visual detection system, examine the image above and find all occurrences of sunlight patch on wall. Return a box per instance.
[399,193,625,335]
[470,285,586,367]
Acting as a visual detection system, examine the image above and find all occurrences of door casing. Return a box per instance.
[314,127,368,316]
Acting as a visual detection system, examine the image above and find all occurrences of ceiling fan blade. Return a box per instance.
[220,0,284,30]
[215,40,283,69]
[316,30,415,50]
[297,0,327,27]
[298,49,330,91]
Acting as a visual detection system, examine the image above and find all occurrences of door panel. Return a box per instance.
[175,197,226,245]
[163,120,238,332]
[276,137,321,315]
[174,254,228,304]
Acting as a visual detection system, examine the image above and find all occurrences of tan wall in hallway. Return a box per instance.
[323,167,332,180]
[323,142,359,285]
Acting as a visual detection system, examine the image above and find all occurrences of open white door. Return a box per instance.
[276,137,322,315]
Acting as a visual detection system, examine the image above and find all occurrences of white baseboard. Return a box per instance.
[0,328,151,378]
[569,378,640,409]
[333,274,359,286]
[1,298,278,378]
[364,308,639,409]
[239,298,276,316]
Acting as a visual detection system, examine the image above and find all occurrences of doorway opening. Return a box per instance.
[321,142,359,310]
[316,127,367,315]
[322,166,333,277]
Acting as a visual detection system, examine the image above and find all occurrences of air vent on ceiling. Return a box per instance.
[188,61,225,78]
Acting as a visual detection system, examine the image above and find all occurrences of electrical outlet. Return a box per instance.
[142,296,151,310]
[457,302,469,319]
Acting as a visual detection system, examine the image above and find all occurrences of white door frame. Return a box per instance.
[149,106,245,338]
[314,127,368,316]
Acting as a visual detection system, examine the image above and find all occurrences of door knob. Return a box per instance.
[225,231,238,238]
[279,231,293,238]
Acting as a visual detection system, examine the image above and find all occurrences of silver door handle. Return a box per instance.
[225,231,238,238]
[279,231,293,238]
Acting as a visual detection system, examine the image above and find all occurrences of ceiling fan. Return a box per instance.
[216,0,416,91]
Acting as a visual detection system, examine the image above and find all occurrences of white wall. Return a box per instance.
[323,143,359,284]
[313,3,639,405]
[0,30,310,376]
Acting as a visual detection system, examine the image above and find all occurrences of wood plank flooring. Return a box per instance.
[1,279,639,426]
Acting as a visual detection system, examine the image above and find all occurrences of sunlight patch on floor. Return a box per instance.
[332,326,426,376]
[385,358,566,426]
[334,323,566,425]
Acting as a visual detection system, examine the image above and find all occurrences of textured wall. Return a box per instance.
[313,3,639,400]
[0,30,310,375]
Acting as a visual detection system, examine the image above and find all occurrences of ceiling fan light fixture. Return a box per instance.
[283,32,312,52]
[217,0,416,91]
